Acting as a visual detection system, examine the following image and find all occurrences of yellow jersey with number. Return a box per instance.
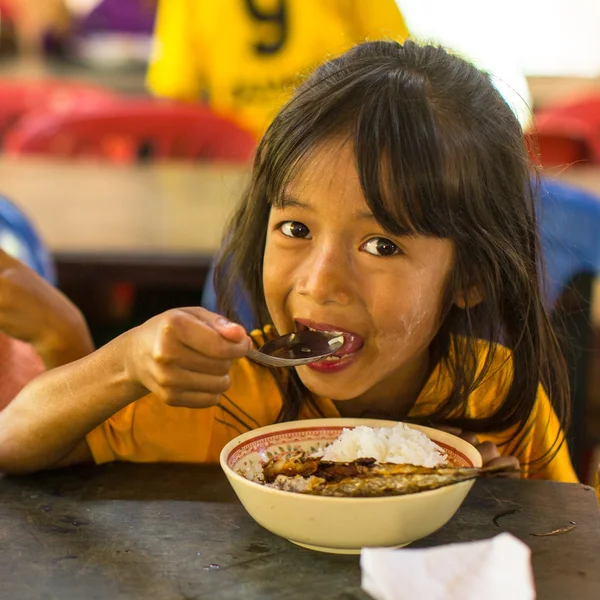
[146,0,409,136]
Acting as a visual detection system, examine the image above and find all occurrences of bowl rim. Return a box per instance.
[219,418,482,503]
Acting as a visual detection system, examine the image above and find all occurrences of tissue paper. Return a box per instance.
[361,533,535,600]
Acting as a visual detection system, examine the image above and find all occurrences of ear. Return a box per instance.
[454,285,484,309]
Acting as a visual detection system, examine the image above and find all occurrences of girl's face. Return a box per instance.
[263,141,455,416]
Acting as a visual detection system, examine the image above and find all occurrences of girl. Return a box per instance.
[0,40,576,482]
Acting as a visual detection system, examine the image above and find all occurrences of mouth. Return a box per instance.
[294,318,365,365]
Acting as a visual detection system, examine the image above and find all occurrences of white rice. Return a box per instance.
[317,423,447,467]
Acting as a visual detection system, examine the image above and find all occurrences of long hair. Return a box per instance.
[214,40,569,469]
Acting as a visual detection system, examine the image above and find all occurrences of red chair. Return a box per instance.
[530,95,600,167]
[0,79,118,140]
[3,99,257,163]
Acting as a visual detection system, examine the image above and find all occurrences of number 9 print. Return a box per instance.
[245,0,288,55]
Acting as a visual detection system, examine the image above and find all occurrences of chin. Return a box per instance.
[296,367,370,401]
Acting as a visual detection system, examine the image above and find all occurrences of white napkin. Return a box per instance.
[361,533,535,600]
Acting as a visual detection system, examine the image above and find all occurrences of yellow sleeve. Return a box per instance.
[85,356,284,465]
[86,393,219,464]
[146,0,205,101]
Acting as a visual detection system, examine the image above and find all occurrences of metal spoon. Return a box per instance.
[247,330,344,368]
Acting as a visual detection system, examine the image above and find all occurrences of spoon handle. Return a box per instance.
[246,347,331,368]
[246,347,296,367]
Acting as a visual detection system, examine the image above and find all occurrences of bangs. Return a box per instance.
[353,71,468,239]
[255,54,469,240]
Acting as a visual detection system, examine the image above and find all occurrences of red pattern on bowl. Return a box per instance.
[227,425,472,482]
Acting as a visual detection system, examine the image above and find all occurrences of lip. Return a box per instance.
[295,318,365,356]
[303,352,361,374]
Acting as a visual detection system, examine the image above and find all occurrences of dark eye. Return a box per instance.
[361,237,400,257]
[280,221,312,239]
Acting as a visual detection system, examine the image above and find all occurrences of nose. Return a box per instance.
[296,244,353,306]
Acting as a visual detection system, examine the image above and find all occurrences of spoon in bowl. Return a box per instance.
[247,330,345,368]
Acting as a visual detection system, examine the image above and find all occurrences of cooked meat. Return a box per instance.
[262,451,321,482]
[262,451,376,484]
[262,451,517,497]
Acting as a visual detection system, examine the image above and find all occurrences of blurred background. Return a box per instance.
[0,0,598,482]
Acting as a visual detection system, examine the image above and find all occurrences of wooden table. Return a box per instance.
[0,157,249,287]
[0,464,598,600]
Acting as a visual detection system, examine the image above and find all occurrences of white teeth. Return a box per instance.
[307,326,344,335]
[323,354,351,362]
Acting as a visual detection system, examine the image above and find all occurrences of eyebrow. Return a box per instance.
[281,194,377,221]
[280,193,417,237]
[280,195,310,211]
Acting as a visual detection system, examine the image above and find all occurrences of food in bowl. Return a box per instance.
[261,423,514,497]
[220,419,497,553]
[263,452,511,497]
[317,422,448,466]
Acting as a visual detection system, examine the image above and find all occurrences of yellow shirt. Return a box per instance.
[146,0,409,136]
[86,334,577,483]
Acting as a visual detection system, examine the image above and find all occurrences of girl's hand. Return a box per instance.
[0,305,250,474]
[0,250,94,368]
[122,307,251,409]
[436,426,521,473]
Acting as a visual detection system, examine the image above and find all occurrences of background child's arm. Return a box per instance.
[0,250,94,369]
[0,308,250,474]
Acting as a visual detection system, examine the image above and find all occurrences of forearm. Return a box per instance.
[35,308,95,369]
[0,333,145,474]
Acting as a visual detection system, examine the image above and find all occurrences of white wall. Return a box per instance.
[397,0,600,77]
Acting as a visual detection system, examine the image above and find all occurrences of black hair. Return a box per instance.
[215,40,569,470]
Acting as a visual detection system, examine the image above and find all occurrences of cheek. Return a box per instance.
[262,237,293,325]
[262,242,279,306]
[369,271,447,350]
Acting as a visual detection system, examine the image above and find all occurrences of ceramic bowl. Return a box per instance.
[220,418,481,554]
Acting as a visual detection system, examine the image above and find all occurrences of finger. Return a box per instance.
[434,425,479,446]
[458,431,480,446]
[435,425,462,436]
[183,308,251,351]
[484,455,521,477]
[151,339,233,376]
[212,316,250,344]
[475,441,501,465]
[162,391,224,409]
[195,318,250,359]
[178,306,249,342]
[164,309,250,359]
[151,367,232,396]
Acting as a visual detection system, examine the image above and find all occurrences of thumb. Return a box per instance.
[180,307,253,349]
[211,314,251,346]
